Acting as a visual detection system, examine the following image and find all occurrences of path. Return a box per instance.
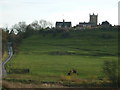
[1,45,13,77]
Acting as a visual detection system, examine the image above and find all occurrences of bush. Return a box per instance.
[103,60,118,85]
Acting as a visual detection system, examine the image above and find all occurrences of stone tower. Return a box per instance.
[89,13,98,26]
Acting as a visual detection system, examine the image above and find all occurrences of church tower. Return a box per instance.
[89,13,98,26]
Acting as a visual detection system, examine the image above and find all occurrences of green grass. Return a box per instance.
[5,29,118,83]
[2,50,9,61]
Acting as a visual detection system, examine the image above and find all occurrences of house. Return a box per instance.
[55,19,72,29]
[79,22,93,29]
[74,22,94,30]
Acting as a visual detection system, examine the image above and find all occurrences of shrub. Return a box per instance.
[103,60,118,85]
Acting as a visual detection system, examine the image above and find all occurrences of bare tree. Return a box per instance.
[39,19,47,29]
[12,21,27,33]
[18,21,27,32]
[47,21,53,28]
[39,19,53,29]
[30,20,41,30]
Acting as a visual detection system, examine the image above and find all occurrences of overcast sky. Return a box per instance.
[0,0,119,28]
[118,1,120,25]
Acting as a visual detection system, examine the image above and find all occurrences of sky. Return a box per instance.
[0,0,119,28]
[118,1,120,25]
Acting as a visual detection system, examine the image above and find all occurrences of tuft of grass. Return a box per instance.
[60,74,79,82]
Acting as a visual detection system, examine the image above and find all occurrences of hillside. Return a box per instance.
[4,29,118,87]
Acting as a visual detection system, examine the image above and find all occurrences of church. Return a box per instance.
[78,13,98,29]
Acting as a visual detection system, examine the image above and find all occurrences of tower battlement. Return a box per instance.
[89,13,98,26]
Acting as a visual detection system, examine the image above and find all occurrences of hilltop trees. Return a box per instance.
[30,20,40,30]
[12,21,27,33]
[23,20,53,37]
[39,19,53,29]
[11,20,53,35]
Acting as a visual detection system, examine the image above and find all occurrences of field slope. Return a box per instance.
[5,29,118,84]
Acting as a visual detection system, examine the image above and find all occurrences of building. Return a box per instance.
[75,22,92,30]
[78,22,94,29]
[55,19,72,29]
[74,13,98,29]
[89,13,98,26]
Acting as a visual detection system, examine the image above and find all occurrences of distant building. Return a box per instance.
[55,19,72,29]
[78,22,94,29]
[89,13,98,26]
[74,13,98,30]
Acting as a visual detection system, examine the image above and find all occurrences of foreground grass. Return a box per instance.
[2,50,8,62]
[5,29,118,87]
[2,80,65,88]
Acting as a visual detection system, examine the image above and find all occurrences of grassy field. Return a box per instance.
[5,29,118,86]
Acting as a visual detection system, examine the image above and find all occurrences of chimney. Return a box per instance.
[63,19,65,23]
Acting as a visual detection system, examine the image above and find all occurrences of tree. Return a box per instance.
[30,20,41,30]
[39,19,53,29]
[23,24,34,38]
[47,21,53,28]
[12,21,27,33]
